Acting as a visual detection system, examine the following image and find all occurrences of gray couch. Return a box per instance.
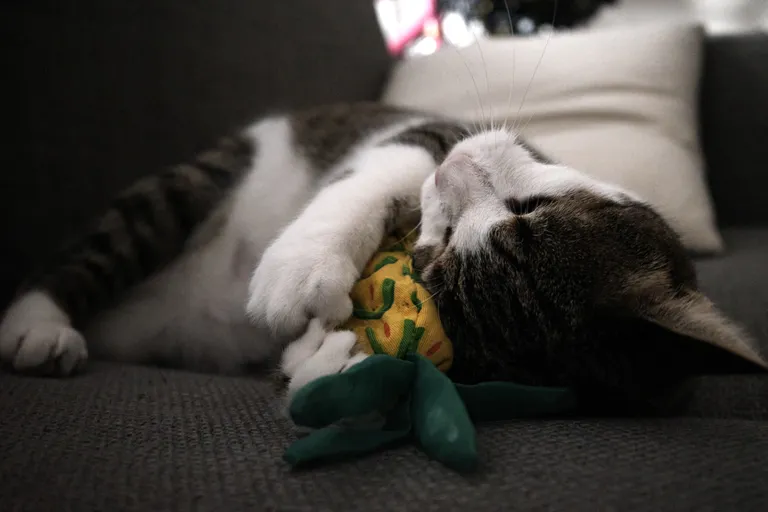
[2,2,768,510]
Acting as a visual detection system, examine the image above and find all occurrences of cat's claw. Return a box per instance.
[246,234,357,338]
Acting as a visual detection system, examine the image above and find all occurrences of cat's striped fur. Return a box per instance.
[0,103,469,378]
[24,134,256,327]
[1,102,764,412]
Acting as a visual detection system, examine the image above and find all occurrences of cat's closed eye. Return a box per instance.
[443,226,453,245]
[504,196,551,215]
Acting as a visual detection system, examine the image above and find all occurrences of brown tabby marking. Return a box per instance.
[23,135,255,326]
[290,102,412,171]
[387,121,471,163]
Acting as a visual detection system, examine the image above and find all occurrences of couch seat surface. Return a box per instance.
[2,361,768,512]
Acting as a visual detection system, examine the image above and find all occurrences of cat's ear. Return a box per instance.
[632,287,767,372]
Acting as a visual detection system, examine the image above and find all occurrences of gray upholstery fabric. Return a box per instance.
[2,363,768,512]
[671,228,768,420]
[682,374,768,420]
[0,0,392,307]
[700,34,768,227]
[696,227,768,344]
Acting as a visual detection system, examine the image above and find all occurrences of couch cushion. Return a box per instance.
[1,363,768,512]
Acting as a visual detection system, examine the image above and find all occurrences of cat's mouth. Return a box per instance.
[411,242,447,283]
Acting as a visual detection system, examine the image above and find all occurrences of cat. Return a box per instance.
[0,102,764,412]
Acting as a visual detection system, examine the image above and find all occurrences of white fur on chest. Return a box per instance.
[85,117,317,373]
[84,230,261,372]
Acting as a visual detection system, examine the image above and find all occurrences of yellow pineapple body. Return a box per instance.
[341,232,453,372]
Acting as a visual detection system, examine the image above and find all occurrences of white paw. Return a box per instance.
[0,291,88,376]
[246,232,357,338]
[280,318,327,377]
[8,324,88,375]
[281,325,368,403]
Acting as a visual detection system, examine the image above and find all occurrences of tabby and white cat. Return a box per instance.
[0,103,762,409]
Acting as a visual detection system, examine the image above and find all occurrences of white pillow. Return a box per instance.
[382,22,723,253]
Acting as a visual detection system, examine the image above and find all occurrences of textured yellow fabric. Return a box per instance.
[341,232,453,372]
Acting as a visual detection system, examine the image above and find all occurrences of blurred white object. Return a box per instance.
[404,36,440,57]
[691,0,768,33]
[441,11,475,47]
[593,0,768,34]
[440,11,487,48]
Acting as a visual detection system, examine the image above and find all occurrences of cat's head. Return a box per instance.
[413,129,766,404]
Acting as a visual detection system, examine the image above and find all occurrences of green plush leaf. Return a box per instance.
[289,355,415,429]
[455,381,578,422]
[283,401,412,467]
[408,353,478,472]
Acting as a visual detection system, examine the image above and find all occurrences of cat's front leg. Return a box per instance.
[246,144,436,338]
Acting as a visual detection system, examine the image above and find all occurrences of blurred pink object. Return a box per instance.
[375,0,441,56]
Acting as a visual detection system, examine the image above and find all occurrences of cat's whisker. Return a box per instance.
[448,44,488,134]
[440,64,482,137]
[502,0,517,134]
[511,0,558,137]
[419,287,444,308]
[517,109,538,138]
[472,28,492,132]
[394,221,422,246]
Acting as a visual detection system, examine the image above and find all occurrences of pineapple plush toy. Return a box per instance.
[284,231,578,472]
[343,232,453,372]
